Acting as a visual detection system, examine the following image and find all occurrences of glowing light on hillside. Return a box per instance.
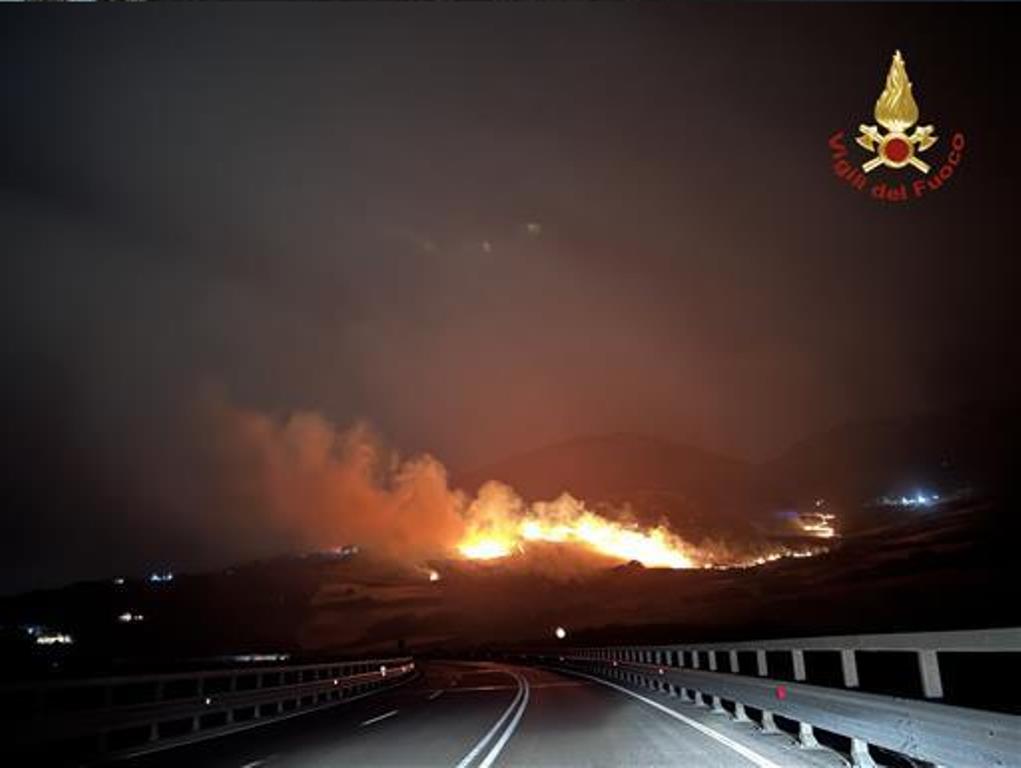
[798,512,837,539]
[35,632,74,646]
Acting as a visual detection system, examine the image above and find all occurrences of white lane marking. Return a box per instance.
[240,759,276,768]
[453,670,525,768]
[428,689,444,700]
[447,682,583,693]
[448,684,514,692]
[478,673,530,768]
[563,669,783,768]
[360,709,400,727]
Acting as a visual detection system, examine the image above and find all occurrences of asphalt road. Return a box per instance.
[117,662,846,768]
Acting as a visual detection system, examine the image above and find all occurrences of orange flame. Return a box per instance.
[455,482,828,570]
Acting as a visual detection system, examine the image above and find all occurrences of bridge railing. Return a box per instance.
[2,655,416,764]
[523,628,1020,768]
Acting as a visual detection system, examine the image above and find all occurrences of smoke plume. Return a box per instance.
[206,398,467,562]
[200,396,829,575]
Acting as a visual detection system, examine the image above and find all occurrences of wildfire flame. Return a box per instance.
[455,482,829,570]
[797,511,837,539]
[875,50,919,133]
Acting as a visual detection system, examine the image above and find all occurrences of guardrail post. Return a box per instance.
[850,737,877,768]
[792,649,806,681]
[710,695,726,714]
[798,721,820,749]
[918,650,943,698]
[679,686,692,702]
[729,650,739,673]
[756,650,767,676]
[708,651,717,671]
[692,652,700,670]
[759,709,780,734]
[732,701,751,722]
[841,649,860,688]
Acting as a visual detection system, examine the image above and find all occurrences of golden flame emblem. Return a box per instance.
[856,51,937,173]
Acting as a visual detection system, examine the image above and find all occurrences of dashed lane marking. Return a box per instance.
[360,709,400,727]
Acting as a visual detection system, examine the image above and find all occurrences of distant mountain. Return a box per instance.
[454,433,785,540]
[455,433,747,499]
[454,405,1018,536]
[763,402,1018,527]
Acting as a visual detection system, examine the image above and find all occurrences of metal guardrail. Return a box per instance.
[3,656,416,763]
[524,628,1021,768]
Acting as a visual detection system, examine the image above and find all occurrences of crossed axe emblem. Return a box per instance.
[856,124,937,174]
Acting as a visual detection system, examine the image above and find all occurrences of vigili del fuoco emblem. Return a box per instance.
[856,50,936,174]
[828,50,965,202]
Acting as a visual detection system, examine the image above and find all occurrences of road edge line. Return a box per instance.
[556,667,783,768]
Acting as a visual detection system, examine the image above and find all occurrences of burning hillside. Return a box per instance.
[209,400,833,575]
[455,482,829,569]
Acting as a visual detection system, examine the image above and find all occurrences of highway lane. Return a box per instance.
[117,662,846,767]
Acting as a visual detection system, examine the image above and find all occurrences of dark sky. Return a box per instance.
[1,4,1018,592]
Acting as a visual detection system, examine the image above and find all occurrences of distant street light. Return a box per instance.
[554,626,567,640]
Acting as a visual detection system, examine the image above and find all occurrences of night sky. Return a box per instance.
[2,4,1018,592]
